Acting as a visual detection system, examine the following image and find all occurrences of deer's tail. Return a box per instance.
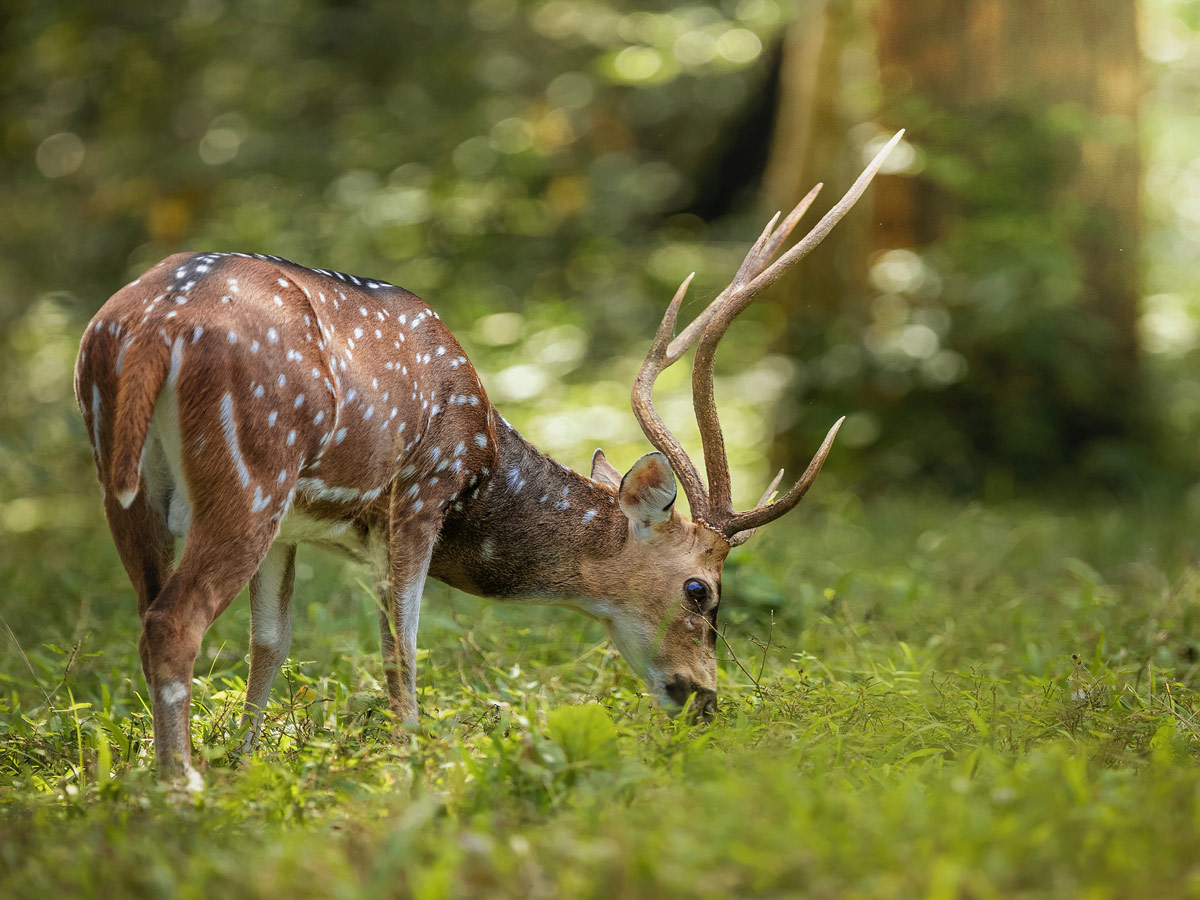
[110,338,172,508]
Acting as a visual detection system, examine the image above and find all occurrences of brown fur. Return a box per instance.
[76,251,735,783]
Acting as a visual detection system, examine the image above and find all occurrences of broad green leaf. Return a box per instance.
[546,704,619,770]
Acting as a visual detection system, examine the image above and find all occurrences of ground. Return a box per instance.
[1,491,1198,898]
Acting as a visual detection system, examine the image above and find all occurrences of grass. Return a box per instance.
[2,487,1200,898]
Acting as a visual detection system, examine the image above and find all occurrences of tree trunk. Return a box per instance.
[767,0,1143,487]
[873,0,1141,358]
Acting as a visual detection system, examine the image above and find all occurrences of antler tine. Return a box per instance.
[747,129,905,299]
[726,467,784,547]
[631,272,710,518]
[760,182,823,268]
[757,467,787,505]
[662,183,823,367]
[727,417,844,535]
[732,210,781,289]
[691,129,903,528]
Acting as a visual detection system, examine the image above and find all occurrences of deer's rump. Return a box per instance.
[74,251,495,543]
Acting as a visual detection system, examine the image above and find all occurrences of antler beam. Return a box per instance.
[632,130,904,540]
[631,273,709,518]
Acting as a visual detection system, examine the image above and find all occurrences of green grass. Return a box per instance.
[2,490,1200,898]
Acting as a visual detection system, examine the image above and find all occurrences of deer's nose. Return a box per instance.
[665,676,718,722]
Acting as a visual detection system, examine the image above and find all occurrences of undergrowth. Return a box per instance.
[2,491,1199,898]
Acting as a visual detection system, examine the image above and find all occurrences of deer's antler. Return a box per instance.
[631,130,904,542]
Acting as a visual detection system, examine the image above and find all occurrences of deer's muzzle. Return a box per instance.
[664,675,718,723]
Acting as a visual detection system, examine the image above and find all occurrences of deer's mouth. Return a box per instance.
[661,673,718,723]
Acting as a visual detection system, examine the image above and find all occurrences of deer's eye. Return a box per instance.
[684,579,708,608]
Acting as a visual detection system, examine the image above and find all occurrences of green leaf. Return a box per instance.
[1150,720,1177,767]
[546,704,619,770]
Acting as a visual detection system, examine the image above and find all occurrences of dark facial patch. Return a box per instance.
[664,674,717,721]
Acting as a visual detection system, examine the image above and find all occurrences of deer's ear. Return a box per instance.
[619,452,677,531]
[590,448,623,489]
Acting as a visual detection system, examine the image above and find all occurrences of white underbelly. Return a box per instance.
[275,506,369,560]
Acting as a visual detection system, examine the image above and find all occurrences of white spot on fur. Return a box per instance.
[114,335,135,374]
[220,393,251,488]
[159,681,188,706]
[297,478,361,503]
[87,384,104,468]
[167,335,185,387]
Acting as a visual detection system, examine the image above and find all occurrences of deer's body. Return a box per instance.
[76,134,901,785]
[76,251,726,784]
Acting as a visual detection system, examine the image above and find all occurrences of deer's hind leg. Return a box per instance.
[80,362,175,690]
[103,483,176,687]
[139,520,285,784]
[139,382,307,783]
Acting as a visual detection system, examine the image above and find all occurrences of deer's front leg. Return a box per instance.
[239,541,297,752]
[376,523,436,725]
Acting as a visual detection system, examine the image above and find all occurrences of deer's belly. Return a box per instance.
[275,502,370,561]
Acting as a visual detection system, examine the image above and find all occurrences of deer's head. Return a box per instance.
[579,449,729,720]
[582,132,904,721]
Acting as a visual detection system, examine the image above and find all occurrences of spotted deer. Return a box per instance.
[75,133,901,784]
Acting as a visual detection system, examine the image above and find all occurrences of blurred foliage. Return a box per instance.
[3,0,1200,505]
[0,0,824,516]
[801,107,1147,491]
[762,0,1200,493]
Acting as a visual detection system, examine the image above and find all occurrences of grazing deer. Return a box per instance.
[74,133,901,784]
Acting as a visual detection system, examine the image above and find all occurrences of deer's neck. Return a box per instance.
[428,414,626,605]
